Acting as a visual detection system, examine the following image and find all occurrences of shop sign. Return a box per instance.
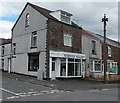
[64,54,85,59]
[108,68,117,74]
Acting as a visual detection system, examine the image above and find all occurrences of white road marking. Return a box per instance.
[0,99,2,101]
[0,88,18,96]
[101,88,109,91]
[6,89,65,100]
[86,88,110,92]
[86,89,100,92]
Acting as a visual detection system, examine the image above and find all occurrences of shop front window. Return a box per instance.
[75,59,81,76]
[60,58,66,76]
[60,58,82,77]
[28,53,39,71]
[68,58,74,76]
[68,58,81,76]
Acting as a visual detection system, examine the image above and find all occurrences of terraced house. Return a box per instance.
[81,30,103,78]
[82,30,120,78]
[92,33,120,75]
[0,39,11,72]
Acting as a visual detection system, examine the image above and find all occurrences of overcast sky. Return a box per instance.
[0,1,118,41]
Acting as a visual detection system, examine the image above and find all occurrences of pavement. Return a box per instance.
[1,71,119,91]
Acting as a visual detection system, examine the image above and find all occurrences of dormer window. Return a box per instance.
[50,10,72,24]
[61,13,71,24]
[25,13,29,27]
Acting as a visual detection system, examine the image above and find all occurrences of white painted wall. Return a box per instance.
[50,10,61,21]
[12,4,47,77]
[2,43,11,71]
[82,34,102,76]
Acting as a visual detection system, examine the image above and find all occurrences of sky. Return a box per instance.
[0,0,119,41]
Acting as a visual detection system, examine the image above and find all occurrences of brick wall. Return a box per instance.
[102,44,120,74]
[45,19,82,78]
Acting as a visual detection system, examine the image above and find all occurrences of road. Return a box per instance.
[0,73,119,102]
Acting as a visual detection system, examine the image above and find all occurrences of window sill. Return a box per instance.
[91,53,97,55]
[64,44,72,47]
[30,46,37,49]
[28,70,37,72]
[12,55,16,58]
[108,55,112,57]
[25,25,29,28]
[91,71,102,73]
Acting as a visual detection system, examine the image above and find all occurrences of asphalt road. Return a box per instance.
[1,73,119,102]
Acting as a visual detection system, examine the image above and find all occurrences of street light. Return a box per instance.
[102,14,108,83]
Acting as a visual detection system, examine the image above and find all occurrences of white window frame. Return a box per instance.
[108,46,111,57]
[12,43,16,55]
[107,62,118,74]
[90,60,103,72]
[91,40,96,54]
[64,33,72,47]
[61,14,71,24]
[26,13,29,27]
[60,58,82,77]
[31,31,37,47]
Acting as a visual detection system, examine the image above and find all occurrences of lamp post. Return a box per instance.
[102,14,108,83]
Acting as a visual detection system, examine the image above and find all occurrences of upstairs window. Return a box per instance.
[13,43,16,55]
[108,46,111,57]
[91,40,96,54]
[1,46,4,56]
[26,13,29,27]
[64,33,72,47]
[31,31,37,48]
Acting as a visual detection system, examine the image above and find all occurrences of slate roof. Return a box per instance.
[0,39,11,45]
[28,2,56,20]
[81,29,98,39]
[12,2,82,30]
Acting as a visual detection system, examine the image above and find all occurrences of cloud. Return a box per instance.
[0,2,118,41]
[35,2,118,41]
[0,20,14,39]
[0,2,24,17]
